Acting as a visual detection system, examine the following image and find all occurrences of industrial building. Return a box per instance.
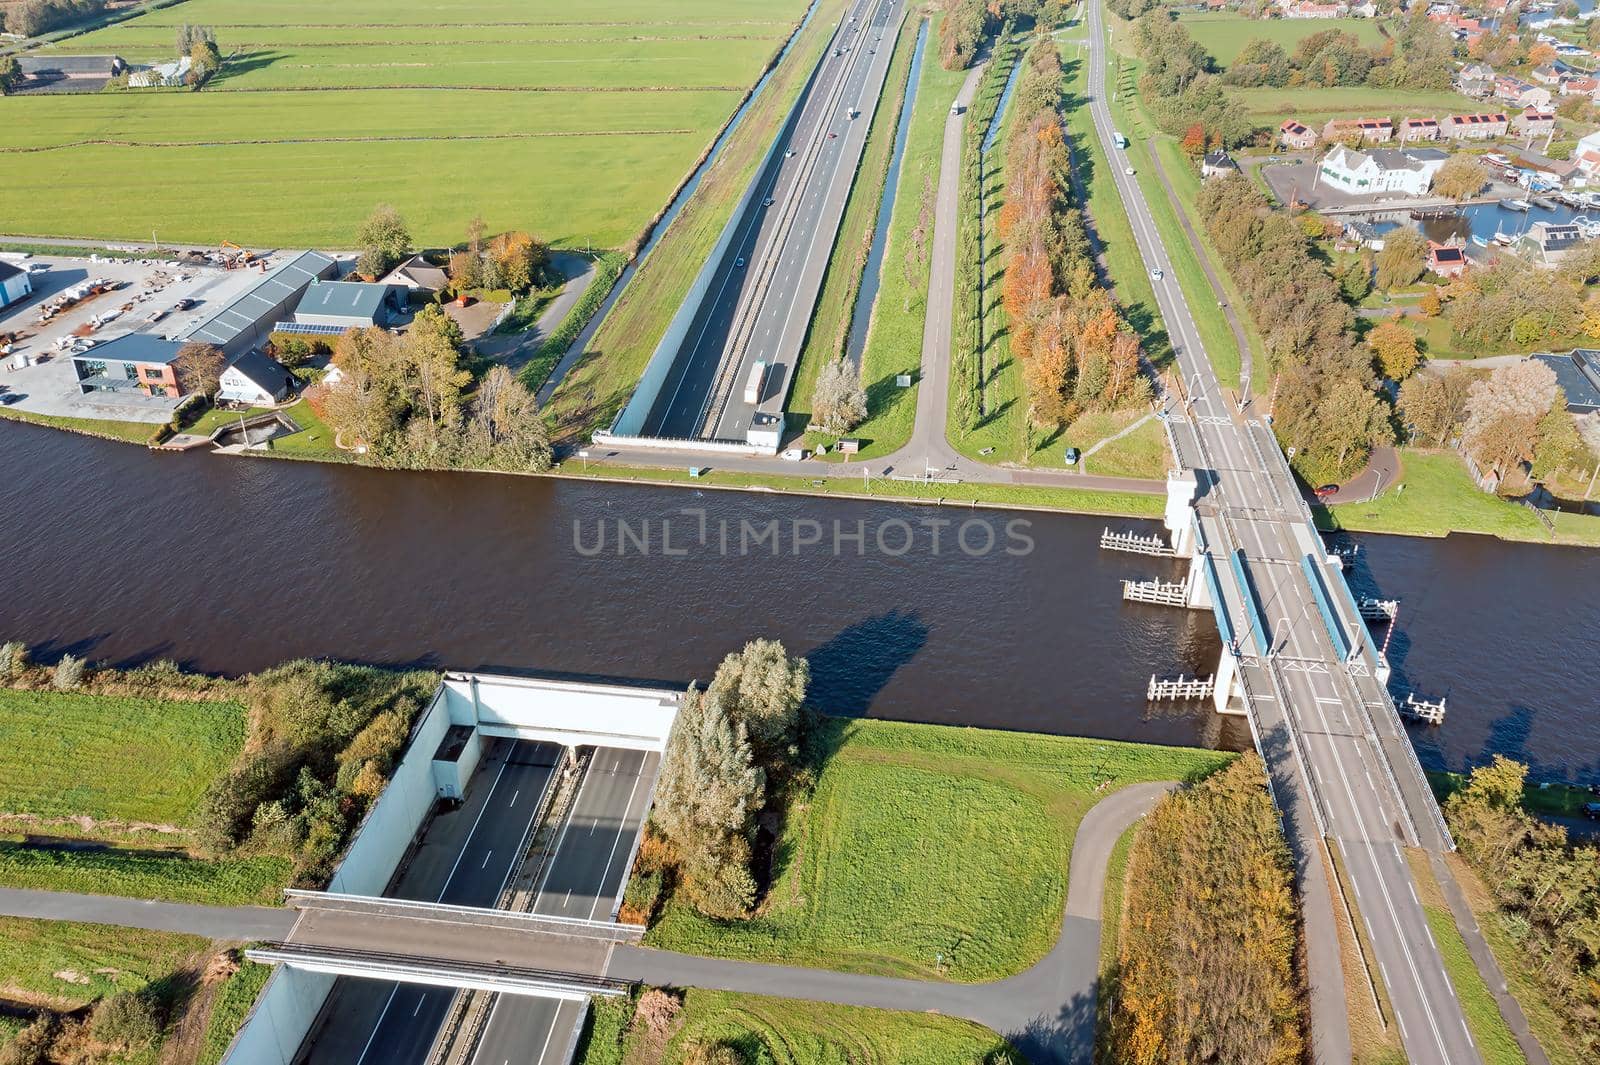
[183,251,338,357]
[287,280,405,333]
[0,261,32,310]
[70,334,184,396]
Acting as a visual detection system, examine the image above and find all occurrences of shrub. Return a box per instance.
[633,988,681,1036]
[89,990,161,1049]
[0,641,27,679]
[683,1040,748,1065]
[194,746,290,853]
[51,654,85,690]
[0,1015,56,1065]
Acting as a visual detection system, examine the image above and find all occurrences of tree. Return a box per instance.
[1375,225,1427,291]
[354,204,411,279]
[488,231,547,293]
[460,365,553,472]
[174,341,224,397]
[704,638,809,766]
[1367,318,1420,380]
[322,327,407,450]
[188,34,222,85]
[403,305,470,440]
[1462,359,1559,478]
[1337,255,1371,303]
[1419,287,1442,318]
[1431,155,1488,201]
[1180,122,1207,158]
[0,56,20,95]
[1531,396,1589,480]
[812,356,868,434]
[1398,370,1474,447]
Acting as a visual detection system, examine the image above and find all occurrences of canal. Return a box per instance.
[1,420,1596,783]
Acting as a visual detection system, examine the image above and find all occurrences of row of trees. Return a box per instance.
[1225,17,1454,95]
[0,0,104,38]
[175,23,222,86]
[1107,755,1306,1065]
[1443,758,1600,1058]
[449,216,549,294]
[1197,175,1389,482]
[998,38,1146,426]
[938,0,993,71]
[1130,14,1256,148]
[317,309,553,472]
[653,640,810,918]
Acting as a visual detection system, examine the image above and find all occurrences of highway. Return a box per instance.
[642,0,902,442]
[1082,2,1479,1062]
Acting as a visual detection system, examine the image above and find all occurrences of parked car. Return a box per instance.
[1315,484,1339,499]
[1064,447,1080,465]
[781,448,806,461]
[1584,802,1600,821]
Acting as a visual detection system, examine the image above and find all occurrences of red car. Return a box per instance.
[1314,484,1339,500]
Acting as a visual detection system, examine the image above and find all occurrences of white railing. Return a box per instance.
[1123,578,1187,606]
[1100,526,1175,556]
[1147,673,1214,701]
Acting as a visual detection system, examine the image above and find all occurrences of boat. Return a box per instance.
[1492,230,1515,246]
[1530,196,1557,210]
[1471,234,1490,248]
[1506,198,1533,212]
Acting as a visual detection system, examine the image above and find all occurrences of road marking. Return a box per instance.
[588,758,649,921]
[509,789,519,808]
[353,985,401,1065]
[413,997,423,1017]
[533,1003,563,1065]
[481,849,493,869]
[439,752,512,899]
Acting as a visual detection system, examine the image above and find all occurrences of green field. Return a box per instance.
[577,989,1019,1065]
[0,917,206,1010]
[1066,410,1170,479]
[196,956,272,1065]
[644,716,1230,982]
[1,0,809,247]
[0,688,245,828]
[0,843,290,906]
[1318,449,1600,546]
[1230,85,1468,127]
[1176,12,1384,68]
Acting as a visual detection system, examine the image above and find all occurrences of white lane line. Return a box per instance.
[509,789,520,808]
[439,753,512,898]
[533,758,595,901]
[413,997,424,1017]
[353,985,400,1065]
[588,760,649,921]
[480,849,493,869]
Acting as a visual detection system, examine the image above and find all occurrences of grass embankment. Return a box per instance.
[543,0,850,442]
[577,988,1019,1065]
[1229,85,1469,128]
[789,14,919,440]
[1317,449,1600,546]
[0,688,244,829]
[6,0,810,248]
[0,845,289,906]
[0,918,206,1010]
[519,251,627,394]
[1402,853,1526,1065]
[195,957,272,1065]
[1094,819,1141,1062]
[0,406,158,443]
[644,716,1230,982]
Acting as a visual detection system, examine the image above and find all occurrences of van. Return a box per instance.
[950,103,964,117]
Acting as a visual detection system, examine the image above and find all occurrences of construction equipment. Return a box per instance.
[220,241,255,268]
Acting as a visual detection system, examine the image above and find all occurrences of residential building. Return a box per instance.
[0,261,32,310]
[1443,112,1509,139]
[1574,129,1600,178]
[1493,75,1552,110]
[1399,116,1441,142]
[1427,240,1469,278]
[184,250,339,356]
[1534,350,1600,413]
[1531,62,1566,86]
[1560,75,1600,98]
[1279,119,1318,150]
[380,255,450,295]
[218,349,296,405]
[70,334,184,396]
[1285,0,1347,16]
[1316,145,1448,196]
[1455,62,1496,99]
[1512,107,1556,139]
[1350,0,1378,14]
[1201,150,1239,178]
[1341,219,1387,249]
[289,280,405,332]
[1323,117,1394,144]
[1518,220,1584,264]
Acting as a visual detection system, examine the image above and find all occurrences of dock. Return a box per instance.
[1101,527,1175,557]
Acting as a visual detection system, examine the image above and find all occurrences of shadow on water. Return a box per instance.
[804,609,930,716]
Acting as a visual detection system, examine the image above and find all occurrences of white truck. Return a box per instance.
[744,360,768,405]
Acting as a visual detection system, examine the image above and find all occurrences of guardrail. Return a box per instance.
[246,943,631,998]
[283,889,647,943]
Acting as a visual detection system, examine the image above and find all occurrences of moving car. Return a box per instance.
[1124,166,1135,176]
[735,257,746,268]
[763,197,774,207]
[1149,269,1163,281]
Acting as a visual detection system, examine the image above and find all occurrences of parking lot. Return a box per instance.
[0,253,281,423]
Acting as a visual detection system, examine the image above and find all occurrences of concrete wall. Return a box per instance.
[220,966,336,1065]
[443,673,680,751]
[326,685,453,896]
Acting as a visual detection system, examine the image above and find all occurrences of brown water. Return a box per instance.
[1,420,1595,781]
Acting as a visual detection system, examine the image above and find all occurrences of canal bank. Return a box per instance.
[1,419,1596,783]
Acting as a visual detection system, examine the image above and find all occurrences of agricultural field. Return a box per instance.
[576,989,1020,1065]
[0,688,245,829]
[644,716,1230,982]
[1175,12,1384,68]
[1,0,810,248]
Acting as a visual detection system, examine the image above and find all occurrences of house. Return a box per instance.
[1342,219,1387,249]
[218,349,296,405]
[1443,112,1509,139]
[1530,62,1566,86]
[1534,351,1600,413]
[1349,1,1378,15]
[1574,129,1600,178]
[1399,116,1441,142]
[1455,62,1496,99]
[1323,117,1393,144]
[127,56,191,88]
[1512,108,1556,139]
[1201,150,1239,178]
[1280,119,1318,150]
[380,255,450,295]
[0,261,32,310]
[1317,145,1448,196]
[14,55,124,87]
[1285,0,1347,16]
[1493,75,1552,110]
[290,280,405,332]
[1518,220,1584,264]
[1508,150,1580,188]
[1427,240,1469,278]
[69,334,184,396]
[1561,76,1600,98]
[185,250,339,356]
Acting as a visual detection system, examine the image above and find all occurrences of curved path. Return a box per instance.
[0,782,1173,1064]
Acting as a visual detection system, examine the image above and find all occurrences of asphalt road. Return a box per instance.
[642,0,901,442]
[1082,3,1478,1062]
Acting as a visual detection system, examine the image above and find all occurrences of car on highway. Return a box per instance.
[763,197,774,206]
[173,297,195,311]
[1124,166,1135,175]
[735,257,746,268]
[1149,268,1163,281]
[828,132,837,139]
[786,148,796,158]
[1314,484,1339,499]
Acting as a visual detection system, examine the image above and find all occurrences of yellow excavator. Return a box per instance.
[220,240,255,268]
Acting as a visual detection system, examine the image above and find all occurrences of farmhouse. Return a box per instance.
[70,334,184,397]
[1323,117,1393,144]
[185,250,338,356]
[1316,145,1447,196]
[1399,117,1441,143]
[1201,150,1239,178]
[380,255,449,295]
[1427,241,1469,278]
[218,350,296,406]
[1280,119,1318,150]
[290,280,405,332]
[0,261,32,310]
[1443,112,1509,140]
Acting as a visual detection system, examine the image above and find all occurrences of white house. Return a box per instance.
[218,349,295,405]
[1316,145,1449,197]
[0,261,31,310]
[1575,130,1600,179]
